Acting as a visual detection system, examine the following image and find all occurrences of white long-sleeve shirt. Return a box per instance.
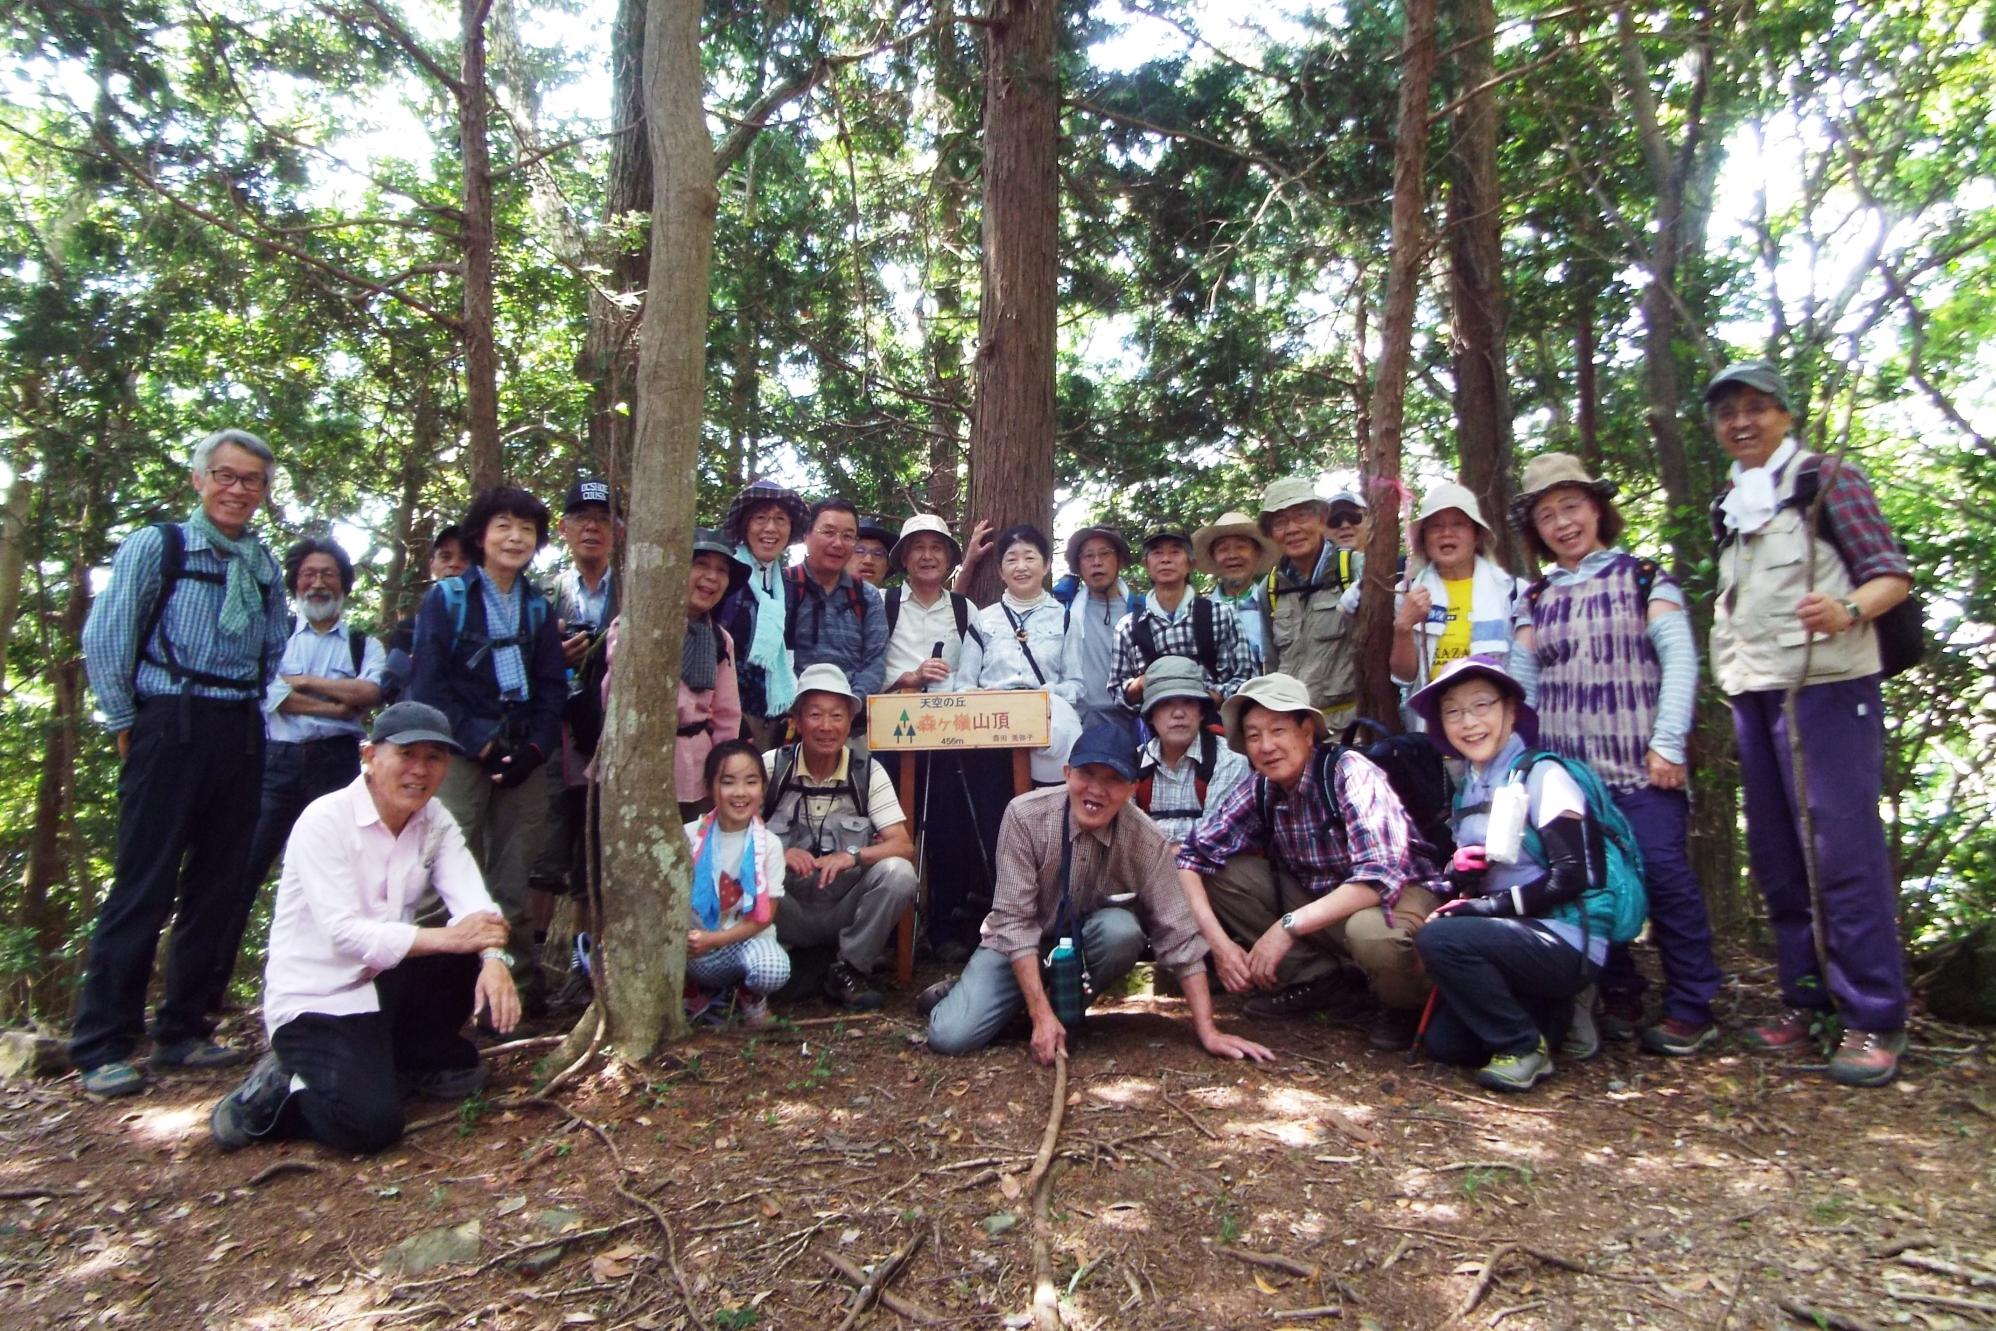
[955,593,1081,704]
[262,774,497,1036]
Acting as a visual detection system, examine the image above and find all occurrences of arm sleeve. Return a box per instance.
[865,759,906,832]
[1333,752,1422,907]
[1050,614,1083,706]
[1819,458,1912,583]
[1644,608,1698,766]
[1107,618,1142,713]
[80,527,164,733]
[756,823,787,901]
[1506,635,1541,709]
[1175,773,1265,878]
[359,635,389,686]
[526,595,568,755]
[981,803,1050,962]
[261,569,292,686]
[406,585,452,709]
[1210,601,1254,699]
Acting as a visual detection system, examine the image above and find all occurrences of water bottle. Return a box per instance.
[1484,772,1529,865]
[1045,936,1087,1032]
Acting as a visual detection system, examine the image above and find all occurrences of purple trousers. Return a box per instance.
[1599,786,1723,1025]
[1730,676,1907,1032]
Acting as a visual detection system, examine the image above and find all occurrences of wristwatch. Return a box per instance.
[1279,911,1300,937]
[480,947,514,967]
[843,843,863,859]
[1840,598,1864,630]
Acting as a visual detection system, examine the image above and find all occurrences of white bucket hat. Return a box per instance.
[889,513,963,574]
[1218,673,1326,754]
[791,662,862,713]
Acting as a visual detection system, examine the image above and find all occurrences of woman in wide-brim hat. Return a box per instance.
[1390,481,1524,695]
[1504,452,1721,1061]
[716,477,810,748]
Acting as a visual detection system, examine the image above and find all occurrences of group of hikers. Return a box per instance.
[68,358,1917,1159]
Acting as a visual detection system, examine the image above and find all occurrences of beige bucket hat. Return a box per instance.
[1408,482,1495,565]
[1257,477,1328,531]
[1507,453,1619,532]
[1191,510,1277,579]
[1218,672,1326,754]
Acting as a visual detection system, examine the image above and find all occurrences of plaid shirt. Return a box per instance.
[1108,592,1256,709]
[1803,455,1911,583]
[788,569,888,698]
[1177,749,1441,910]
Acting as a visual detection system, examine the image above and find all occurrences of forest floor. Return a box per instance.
[1,946,1992,1331]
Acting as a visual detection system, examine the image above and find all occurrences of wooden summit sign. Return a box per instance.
[866,690,1052,751]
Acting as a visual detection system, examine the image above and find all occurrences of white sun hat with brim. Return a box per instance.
[889,513,963,574]
[1218,672,1326,754]
[1191,510,1278,579]
[791,662,862,713]
[1409,481,1495,565]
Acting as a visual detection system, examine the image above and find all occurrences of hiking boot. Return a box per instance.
[916,978,957,1018]
[1829,1029,1907,1088]
[1475,1039,1555,1093]
[414,1062,489,1101]
[1242,973,1367,1021]
[210,1052,291,1151]
[1745,1007,1828,1053]
[1598,990,1644,1043]
[80,1060,145,1099]
[1641,1018,1718,1057]
[823,960,884,1011]
[736,992,775,1030]
[150,1038,250,1071]
[1368,1006,1421,1052]
[1561,986,1601,1060]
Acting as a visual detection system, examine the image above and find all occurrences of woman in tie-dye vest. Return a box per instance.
[1504,454,1722,1060]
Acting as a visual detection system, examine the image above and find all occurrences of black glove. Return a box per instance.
[1444,862,1489,897]
[1445,891,1507,917]
[491,742,547,788]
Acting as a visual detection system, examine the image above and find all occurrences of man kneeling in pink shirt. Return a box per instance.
[210,701,521,1154]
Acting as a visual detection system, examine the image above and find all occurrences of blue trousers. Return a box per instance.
[1417,915,1595,1063]
[1730,677,1907,1031]
[926,908,1147,1056]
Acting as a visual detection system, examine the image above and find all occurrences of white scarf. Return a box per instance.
[1721,438,1800,535]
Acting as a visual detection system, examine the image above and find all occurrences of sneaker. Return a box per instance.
[150,1038,250,1071]
[916,978,956,1018]
[1367,1006,1421,1052]
[1562,987,1601,1060]
[210,1052,291,1151]
[1745,1007,1828,1053]
[1475,1039,1555,1093]
[823,960,884,1011]
[686,987,729,1027]
[1598,991,1644,1043]
[415,1062,490,1101]
[736,992,775,1030]
[1242,973,1368,1021]
[1640,1018,1718,1057]
[79,1060,145,1098]
[1829,1029,1907,1087]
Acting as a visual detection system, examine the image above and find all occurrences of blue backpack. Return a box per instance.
[1509,749,1648,947]
[435,574,549,667]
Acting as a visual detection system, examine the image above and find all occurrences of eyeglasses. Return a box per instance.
[1439,696,1505,725]
[207,468,268,493]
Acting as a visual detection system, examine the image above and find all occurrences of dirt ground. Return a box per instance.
[1,950,1991,1331]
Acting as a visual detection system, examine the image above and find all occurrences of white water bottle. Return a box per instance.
[1484,773,1529,865]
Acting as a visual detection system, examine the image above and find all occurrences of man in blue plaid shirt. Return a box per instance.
[73,429,292,1097]
[1109,531,1256,711]
[1176,673,1444,1051]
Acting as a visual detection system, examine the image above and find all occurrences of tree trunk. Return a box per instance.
[924,1,973,526]
[461,0,502,491]
[1443,0,1516,571]
[724,144,761,495]
[580,0,653,481]
[1575,283,1599,468]
[965,0,1059,603]
[592,0,715,1059]
[0,466,32,688]
[20,565,89,1017]
[1353,0,1439,729]
[381,447,426,628]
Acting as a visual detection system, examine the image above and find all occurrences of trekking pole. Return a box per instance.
[1407,985,1439,1065]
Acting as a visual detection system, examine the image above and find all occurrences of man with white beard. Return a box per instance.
[222,539,388,1008]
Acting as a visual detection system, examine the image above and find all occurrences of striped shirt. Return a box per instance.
[82,522,291,732]
[264,617,388,743]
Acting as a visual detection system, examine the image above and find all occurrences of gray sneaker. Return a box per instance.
[151,1038,250,1071]
[210,1052,292,1151]
[1562,986,1601,1060]
[1475,1038,1555,1093]
[414,1062,490,1101]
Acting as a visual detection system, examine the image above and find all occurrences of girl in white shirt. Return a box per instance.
[682,740,791,1028]
[953,524,1083,782]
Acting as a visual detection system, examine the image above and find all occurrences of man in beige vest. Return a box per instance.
[1256,478,1365,730]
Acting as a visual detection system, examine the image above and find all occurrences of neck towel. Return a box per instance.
[1721,438,1800,535]
[478,572,530,701]
[689,811,761,931]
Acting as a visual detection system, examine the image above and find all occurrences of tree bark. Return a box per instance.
[924,0,974,526]
[724,143,761,495]
[580,0,654,481]
[460,0,502,492]
[593,0,715,1059]
[20,564,89,1016]
[1443,0,1516,571]
[965,0,1059,602]
[1353,0,1439,729]
[0,466,32,688]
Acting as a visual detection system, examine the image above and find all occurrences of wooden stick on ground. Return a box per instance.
[1213,1244,1317,1279]
[248,1159,324,1186]
[1027,1049,1070,1331]
[1458,1243,1517,1318]
[832,1231,927,1331]
[822,1248,946,1324]
[1775,1297,1887,1331]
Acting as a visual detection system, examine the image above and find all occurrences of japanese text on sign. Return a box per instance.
[865,689,1053,750]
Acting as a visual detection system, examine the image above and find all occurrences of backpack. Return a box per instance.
[1054,574,1141,616]
[1130,596,1220,676]
[884,586,985,650]
[762,744,873,821]
[1507,749,1648,947]
[1708,455,1926,678]
[1253,730,1456,867]
[135,522,276,691]
[783,566,870,652]
[1265,548,1358,609]
[1135,730,1219,823]
[436,573,550,668]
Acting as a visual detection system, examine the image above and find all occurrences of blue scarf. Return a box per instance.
[479,571,530,701]
[737,543,796,718]
[690,813,761,931]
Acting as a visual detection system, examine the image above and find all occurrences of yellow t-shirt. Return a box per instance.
[1432,577,1474,669]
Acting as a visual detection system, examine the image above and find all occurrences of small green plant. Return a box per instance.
[1216,1211,1241,1244]
[456,1092,488,1138]
[427,1184,449,1209]
[786,1044,836,1091]
[1810,1198,1848,1225]
[711,1306,759,1329]
[761,1108,780,1127]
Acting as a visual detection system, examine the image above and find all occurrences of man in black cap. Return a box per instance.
[1064,525,1140,728]
[525,478,620,1010]
[922,719,1274,1065]
[1109,530,1256,710]
[848,515,895,588]
[208,701,520,1155]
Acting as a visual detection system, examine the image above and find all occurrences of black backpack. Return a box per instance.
[1709,455,1926,678]
[1256,725,1455,863]
[762,744,873,820]
[883,586,984,650]
[134,522,275,691]
[1130,596,1220,676]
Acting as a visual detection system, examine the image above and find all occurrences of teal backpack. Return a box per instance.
[1510,749,1648,947]
[436,575,549,664]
